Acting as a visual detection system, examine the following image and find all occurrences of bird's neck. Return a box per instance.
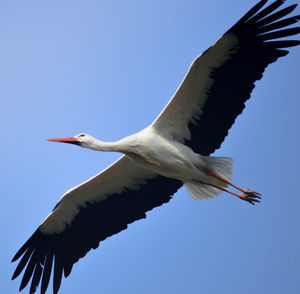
[88,139,126,153]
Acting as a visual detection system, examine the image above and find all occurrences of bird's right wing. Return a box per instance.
[12,155,182,294]
[152,0,300,155]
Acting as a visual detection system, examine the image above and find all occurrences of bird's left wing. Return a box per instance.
[152,0,300,155]
[12,155,182,294]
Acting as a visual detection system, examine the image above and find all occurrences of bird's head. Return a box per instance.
[46,133,96,148]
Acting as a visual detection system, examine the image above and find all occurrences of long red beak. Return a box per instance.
[46,137,81,145]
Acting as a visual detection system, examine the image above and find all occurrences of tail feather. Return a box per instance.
[185,182,221,201]
[184,156,233,201]
[206,156,233,183]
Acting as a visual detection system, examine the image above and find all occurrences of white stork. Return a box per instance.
[12,1,300,293]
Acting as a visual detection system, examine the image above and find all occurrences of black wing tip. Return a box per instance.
[288,3,298,10]
[12,229,41,262]
[11,272,18,281]
[12,246,28,264]
[231,0,268,28]
[229,0,299,34]
[11,255,18,263]
[11,229,49,293]
[227,0,300,51]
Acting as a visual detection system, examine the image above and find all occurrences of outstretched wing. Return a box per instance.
[152,0,300,155]
[12,156,182,294]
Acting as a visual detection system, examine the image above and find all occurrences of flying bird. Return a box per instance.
[12,1,300,293]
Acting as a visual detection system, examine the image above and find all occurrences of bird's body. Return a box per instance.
[120,129,207,181]
[11,1,300,294]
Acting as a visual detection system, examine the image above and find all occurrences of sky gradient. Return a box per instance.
[1,1,300,293]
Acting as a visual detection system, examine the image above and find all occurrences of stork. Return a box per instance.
[12,1,300,293]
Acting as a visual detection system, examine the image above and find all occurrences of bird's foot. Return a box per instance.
[237,189,261,205]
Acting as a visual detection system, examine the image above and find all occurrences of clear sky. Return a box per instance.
[1,1,300,293]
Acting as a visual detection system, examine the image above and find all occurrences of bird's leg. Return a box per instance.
[198,181,261,205]
[200,169,262,205]
[197,180,260,205]
[205,169,261,195]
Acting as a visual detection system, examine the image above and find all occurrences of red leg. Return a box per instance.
[205,169,261,195]
[198,177,261,205]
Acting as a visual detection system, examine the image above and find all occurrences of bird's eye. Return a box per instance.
[78,134,85,138]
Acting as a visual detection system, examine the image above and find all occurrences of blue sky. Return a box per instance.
[1,1,300,293]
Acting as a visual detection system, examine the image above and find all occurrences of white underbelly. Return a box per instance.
[126,143,206,181]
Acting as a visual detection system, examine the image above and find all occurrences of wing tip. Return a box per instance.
[229,0,299,35]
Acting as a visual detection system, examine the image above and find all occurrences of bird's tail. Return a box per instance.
[184,156,233,201]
